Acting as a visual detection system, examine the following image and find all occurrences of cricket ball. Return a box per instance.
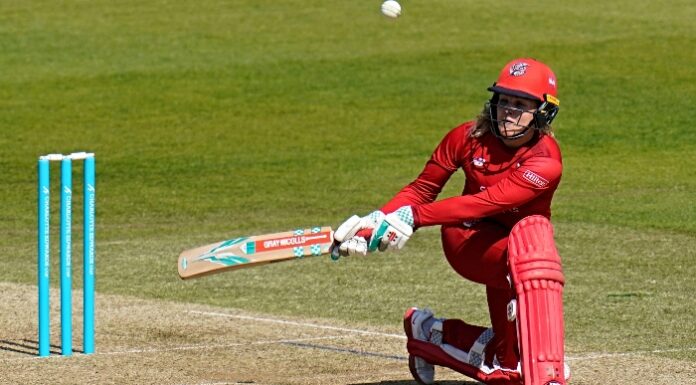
[381,0,402,19]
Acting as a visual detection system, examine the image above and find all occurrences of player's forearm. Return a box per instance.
[411,195,507,227]
[412,184,541,228]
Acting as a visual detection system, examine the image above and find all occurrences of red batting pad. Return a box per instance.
[508,215,566,385]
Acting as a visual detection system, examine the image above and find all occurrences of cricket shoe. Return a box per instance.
[403,307,443,385]
[564,360,571,383]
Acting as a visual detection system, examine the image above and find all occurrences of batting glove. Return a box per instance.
[368,206,414,252]
[331,211,386,259]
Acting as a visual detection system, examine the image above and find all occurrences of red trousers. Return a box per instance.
[439,221,519,369]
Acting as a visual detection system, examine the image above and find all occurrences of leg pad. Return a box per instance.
[508,215,566,385]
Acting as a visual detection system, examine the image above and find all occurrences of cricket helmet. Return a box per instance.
[487,58,560,138]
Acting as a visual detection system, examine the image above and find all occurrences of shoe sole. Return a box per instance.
[408,355,431,385]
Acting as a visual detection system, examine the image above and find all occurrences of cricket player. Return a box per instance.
[334,58,569,385]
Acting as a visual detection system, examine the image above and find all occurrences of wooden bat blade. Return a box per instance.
[178,226,333,279]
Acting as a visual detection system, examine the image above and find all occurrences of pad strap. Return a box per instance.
[467,328,494,368]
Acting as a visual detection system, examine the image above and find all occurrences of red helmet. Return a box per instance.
[488,58,558,103]
[487,58,560,132]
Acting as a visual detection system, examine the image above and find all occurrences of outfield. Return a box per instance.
[1,1,694,384]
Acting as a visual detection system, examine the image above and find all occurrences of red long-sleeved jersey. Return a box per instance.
[381,121,563,230]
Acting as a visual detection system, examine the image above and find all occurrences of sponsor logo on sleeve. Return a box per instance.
[522,169,549,188]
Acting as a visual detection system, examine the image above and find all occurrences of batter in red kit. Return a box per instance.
[333,58,569,385]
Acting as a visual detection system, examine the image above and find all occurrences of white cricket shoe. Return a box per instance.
[408,355,435,385]
[403,307,442,385]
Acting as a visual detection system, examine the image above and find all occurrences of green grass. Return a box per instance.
[1,0,694,360]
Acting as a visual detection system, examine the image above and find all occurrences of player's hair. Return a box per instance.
[470,107,554,138]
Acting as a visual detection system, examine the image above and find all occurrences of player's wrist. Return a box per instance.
[391,206,414,227]
[408,205,422,230]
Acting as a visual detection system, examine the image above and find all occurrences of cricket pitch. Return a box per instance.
[0,282,692,385]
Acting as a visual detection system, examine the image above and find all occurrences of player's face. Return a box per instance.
[495,95,538,140]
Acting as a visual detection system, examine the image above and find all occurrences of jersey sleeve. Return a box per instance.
[380,125,470,213]
[412,156,562,227]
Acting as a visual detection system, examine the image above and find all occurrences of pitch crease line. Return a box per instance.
[186,311,696,362]
[187,310,405,339]
[100,335,348,356]
[567,346,696,361]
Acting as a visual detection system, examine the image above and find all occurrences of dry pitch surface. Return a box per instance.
[1,282,693,385]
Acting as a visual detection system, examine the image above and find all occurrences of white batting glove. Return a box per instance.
[331,211,385,259]
[337,236,369,257]
[368,206,414,252]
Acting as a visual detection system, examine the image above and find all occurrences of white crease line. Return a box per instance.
[187,310,406,339]
[187,310,696,361]
[101,335,348,356]
[173,382,242,385]
[567,346,696,361]
[0,335,348,362]
[98,240,132,246]
[173,383,235,385]
[6,307,694,365]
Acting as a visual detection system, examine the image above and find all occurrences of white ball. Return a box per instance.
[381,0,402,19]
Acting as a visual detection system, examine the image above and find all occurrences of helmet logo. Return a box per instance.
[548,77,556,87]
[509,62,529,77]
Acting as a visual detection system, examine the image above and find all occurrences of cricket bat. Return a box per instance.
[178,226,335,279]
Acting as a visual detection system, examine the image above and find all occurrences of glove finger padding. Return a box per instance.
[334,211,385,242]
[331,212,385,260]
[334,215,363,243]
[339,236,368,256]
[331,215,361,260]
